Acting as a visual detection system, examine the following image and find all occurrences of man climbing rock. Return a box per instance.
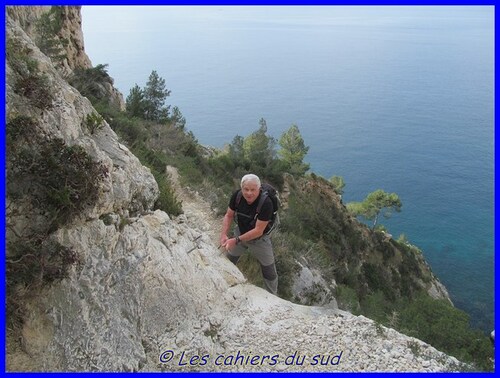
[220,174,278,295]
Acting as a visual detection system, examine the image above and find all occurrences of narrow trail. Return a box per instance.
[166,165,223,248]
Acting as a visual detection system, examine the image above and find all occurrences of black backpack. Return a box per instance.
[235,183,280,235]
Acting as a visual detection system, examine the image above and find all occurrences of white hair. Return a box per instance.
[240,174,261,188]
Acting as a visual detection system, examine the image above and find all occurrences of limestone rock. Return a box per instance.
[6,15,158,227]
[7,6,92,74]
[14,210,465,372]
[291,259,337,308]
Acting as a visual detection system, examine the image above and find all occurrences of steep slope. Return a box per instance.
[5,7,466,372]
[277,174,451,307]
[8,210,463,372]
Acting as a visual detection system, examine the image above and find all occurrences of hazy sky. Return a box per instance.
[81,5,493,95]
[82,5,493,32]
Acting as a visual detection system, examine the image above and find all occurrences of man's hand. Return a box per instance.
[222,237,237,251]
[220,207,235,248]
[220,234,229,247]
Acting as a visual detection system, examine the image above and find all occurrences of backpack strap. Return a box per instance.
[247,191,269,230]
[234,190,247,224]
[255,191,277,234]
[254,191,268,220]
[235,189,243,209]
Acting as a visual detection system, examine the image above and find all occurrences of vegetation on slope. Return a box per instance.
[6,35,107,336]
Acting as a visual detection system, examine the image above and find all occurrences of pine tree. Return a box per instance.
[347,189,402,229]
[143,70,171,123]
[278,124,310,176]
[35,7,66,63]
[243,118,276,169]
[126,84,145,118]
[329,176,345,195]
[170,106,186,130]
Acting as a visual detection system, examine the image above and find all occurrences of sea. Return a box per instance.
[81,5,495,333]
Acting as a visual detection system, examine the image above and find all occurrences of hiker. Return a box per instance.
[220,174,278,295]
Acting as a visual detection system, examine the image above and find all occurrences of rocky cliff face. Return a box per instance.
[7,6,124,110]
[7,6,91,74]
[6,6,464,372]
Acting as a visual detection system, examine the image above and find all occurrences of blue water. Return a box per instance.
[81,6,494,332]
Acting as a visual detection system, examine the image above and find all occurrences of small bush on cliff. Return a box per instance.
[7,114,109,230]
[151,171,183,216]
[34,6,67,62]
[70,64,115,105]
[83,111,105,134]
[6,115,107,332]
[6,238,81,330]
[7,37,54,110]
[7,118,109,230]
[335,285,360,313]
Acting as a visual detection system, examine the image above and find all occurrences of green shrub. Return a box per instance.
[7,37,54,110]
[6,114,37,147]
[172,155,205,186]
[84,112,105,134]
[272,232,307,300]
[34,6,67,62]
[69,64,114,103]
[114,117,149,148]
[7,238,80,288]
[359,291,392,322]
[335,284,360,314]
[361,262,395,301]
[15,73,54,109]
[7,116,109,231]
[6,115,106,333]
[236,253,266,290]
[329,175,345,195]
[6,38,38,75]
[208,153,236,179]
[398,248,424,297]
[6,237,81,331]
[134,145,169,174]
[152,172,182,216]
[397,293,493,371]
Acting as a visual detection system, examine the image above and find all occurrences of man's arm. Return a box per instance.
[220,207,235,246]
[239,219,268,242]
[223,219,269,251]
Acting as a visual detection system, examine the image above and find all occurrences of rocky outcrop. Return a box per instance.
[5,6,465,372]
[6,6,49,37]
[7,5,125,110]
[6,15,155,243]
[9,209,464,372]
[49,6,93,72]
[7,6,91,74]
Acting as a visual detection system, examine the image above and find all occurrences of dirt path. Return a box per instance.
[166,166,223,247]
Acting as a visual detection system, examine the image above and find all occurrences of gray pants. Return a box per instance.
[227,230,278,295]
